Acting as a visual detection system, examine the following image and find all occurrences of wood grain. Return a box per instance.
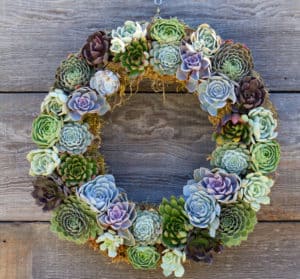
[0,93,299,221]
[0,0,299,92]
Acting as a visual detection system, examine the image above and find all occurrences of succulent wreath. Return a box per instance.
[27,16,280,277]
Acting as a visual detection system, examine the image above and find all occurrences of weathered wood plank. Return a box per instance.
[0,222,299,279]
[0,92,299,221]
[0,0,299,92]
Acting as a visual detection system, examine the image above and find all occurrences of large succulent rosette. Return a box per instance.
[127,246,160,270]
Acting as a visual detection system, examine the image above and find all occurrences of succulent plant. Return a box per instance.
[31,114,62,148]
[96,230,124,258]
[183,167,240,204]
[81,31,110,66]
[150,18,185,43]
[161,249,186,278]
[218,202,257,247]
[58,154,98,187]
[127,246,160,270]
[197,75,236,116]
[77,174,119,212]
[242,107,278,142]
[31,175,70,211]
[67,87,110,121]
[132,210,162,245]
[176,43,211,92]
[150,42,181,75]
[190,24,222,57]
[239,172,274,211]
[159,196,193,248]
[250,140,280,174]
[213,41,254,82]
[210,143,250,175]
[90,70,120,97]
[55,54,91,92]
[27,149,60,176]
[113,39,149,78]
[185,229,223,263]
[41,89,69,118]
[184,190,220,237]
[50,196,102,244]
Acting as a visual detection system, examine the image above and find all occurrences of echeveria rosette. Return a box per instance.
[56,122,93,154]
[67,87,110,121]
[197,75,237,116]
[127,246,160,270]
[55,54,91,93]
[218,202,257,247]
[159,196,193,248]
[27,149,60,176]
[41,89,69,118]
[190,24,222,57]
[242,107,278,143]
[250,140,280,174]
[150,17,185,43]
[77,174,119,213]
[210,143,250,175]
[96,230,124,258]
[132,210,162,246]
[90,70,120,97]
[58,154,98,187]
[184,190,220,237]
[176,43,211,92]
[161,249,186,278]
[150,42,181,75]
[50,196,102,244]
[239,172,274,211]
[32,114,62,148]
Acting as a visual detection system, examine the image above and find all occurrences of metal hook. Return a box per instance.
[153,0,163,17]
[154,0,162,6]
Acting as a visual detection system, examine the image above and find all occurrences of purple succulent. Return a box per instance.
[67,86,110,121]
[176,43,211,92]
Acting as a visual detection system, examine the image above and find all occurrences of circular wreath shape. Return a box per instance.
[27,18,280,277]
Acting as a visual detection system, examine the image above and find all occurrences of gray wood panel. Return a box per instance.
[0,0,299,92]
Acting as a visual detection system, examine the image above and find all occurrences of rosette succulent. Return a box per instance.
[150,42,181,75]
[127,246,160,270]
[81,31,110,66]
[41,89,69,117]
[55,54,91,92]
[239,172,274,211]
[184,190,220,237]
[176,43,211,92]
[250,140,280,174]
[210,143,250,175]
[161,249,186,278]
[67,87,110,121]
[218,202,257,247]
[159,196,193,248]
[213,41,254,82]
[27,149,60,176]
[113,39,149,78]
[150,18,185,43]
[77,174,119,212]
[184,167,240,204]
[58,154,98,187]
[32,114,62,148]
[197,75,236,116]
[50,196,102,244]
[242,107,278,142]
[132,210,162,245]
[90,70,120,97]
[96,230,124,258]
[190,24,222,57]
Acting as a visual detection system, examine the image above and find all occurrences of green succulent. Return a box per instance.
[250,140,280,174]
[58,154,98,187]
[96,230,124,258]
[210,143,250,175]
[159,196,193,248]
[55,54,91,93]
[239,172,274,211]
[50,196,102,244]
[41,89,69,118]
[113,39,149,78]
[32,114,62,148]
[161,249,186,278]
[127,246,160,270]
